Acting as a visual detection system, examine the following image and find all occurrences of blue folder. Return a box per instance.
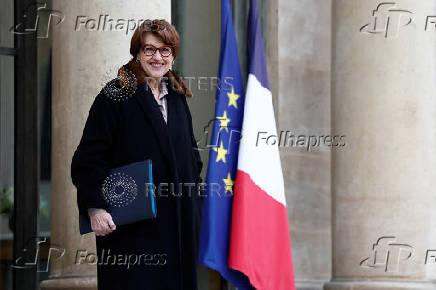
[79,159,157,235]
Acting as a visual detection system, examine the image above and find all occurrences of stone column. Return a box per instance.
[270,0,333,289]
[325,1,436,289]
[40,1,170,289]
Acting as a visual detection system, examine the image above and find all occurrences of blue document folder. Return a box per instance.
[79,159,156,235]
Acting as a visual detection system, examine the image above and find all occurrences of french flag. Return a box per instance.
[228,0,296,289]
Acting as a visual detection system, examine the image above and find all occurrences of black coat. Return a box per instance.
[71,71,203,290]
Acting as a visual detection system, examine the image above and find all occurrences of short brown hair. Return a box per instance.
[129,19,192,97]
[130,19,180,59]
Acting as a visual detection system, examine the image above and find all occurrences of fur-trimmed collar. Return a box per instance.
[117,59,150,88]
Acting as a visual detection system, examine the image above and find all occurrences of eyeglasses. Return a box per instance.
[142,44,173,57]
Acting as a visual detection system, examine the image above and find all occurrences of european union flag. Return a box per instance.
[198,0,253,289]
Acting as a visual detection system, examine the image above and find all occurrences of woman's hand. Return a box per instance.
[88,208,116,236]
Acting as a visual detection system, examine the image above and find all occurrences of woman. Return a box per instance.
[71,19,203,290]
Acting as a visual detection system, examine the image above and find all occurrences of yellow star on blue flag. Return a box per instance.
[198,0,252,288]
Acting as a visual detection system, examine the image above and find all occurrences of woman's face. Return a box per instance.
[137,32,174,80]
